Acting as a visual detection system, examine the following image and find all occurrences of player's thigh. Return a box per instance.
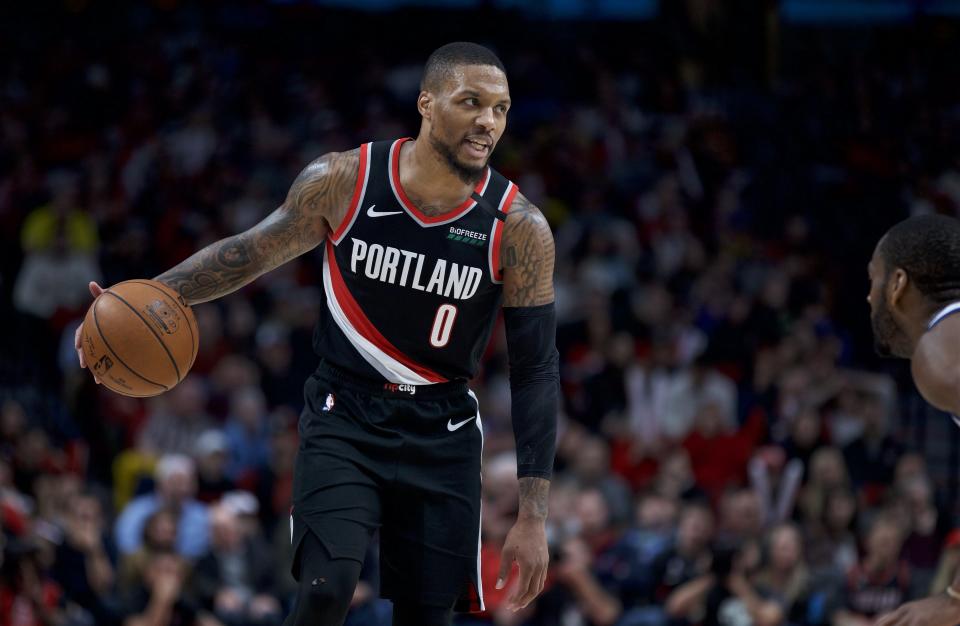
[380,419,484,611]
[291,414,385,566]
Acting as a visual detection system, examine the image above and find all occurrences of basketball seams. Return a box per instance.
[124,280,198,367]
[103,291,182,383]
[92,298,168,391]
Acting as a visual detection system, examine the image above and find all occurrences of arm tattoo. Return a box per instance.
[501,194,556,307]
[155,150,359,304]
[518,477,550,521]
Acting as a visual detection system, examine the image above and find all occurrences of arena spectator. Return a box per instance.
[749,445,804,526]
[797,448,851,528]
[138,378,214,458]
[683,404,767,501]
[754,523,819,625]
[118,506,178,597]
[842,394,903,503]
[51,490,118,625]
[804,487,860,579]
[191,503,281,626]
[718,488,765,543]
[194,430,235,504]
[666,537,785,626]
[120,550,217,626]
[831,515,914,626]
[531,486,646,626]
[115,455,210,559]
[0,539,65,626]
[223,386,272,482]
[631,492,680,566]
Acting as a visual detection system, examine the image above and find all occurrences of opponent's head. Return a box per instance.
[418,42,510,184]
[868,214,960,357]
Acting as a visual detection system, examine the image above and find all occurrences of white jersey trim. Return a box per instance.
[468,389,485,612]
[488,181,517,284]
[322,249,435,385]
[928,301,960,330]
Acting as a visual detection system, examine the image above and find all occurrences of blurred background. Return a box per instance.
[3,0,960,624]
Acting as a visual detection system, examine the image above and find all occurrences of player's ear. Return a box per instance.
[887,267,909,307]
[417,91,433,120]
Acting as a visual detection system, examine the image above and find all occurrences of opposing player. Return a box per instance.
[867,214,960,626]
[76,42,558,626]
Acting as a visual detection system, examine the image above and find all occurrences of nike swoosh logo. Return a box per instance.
[447,416,476,432]
[366,205,402,218]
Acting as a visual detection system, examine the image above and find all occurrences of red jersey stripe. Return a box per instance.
[324,240,448,383]
[331,142,371,244]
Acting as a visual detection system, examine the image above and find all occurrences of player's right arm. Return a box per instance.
[878,319,960,626]
[154,149,359,304]
[76,149,359,374]
[911,320,960,416]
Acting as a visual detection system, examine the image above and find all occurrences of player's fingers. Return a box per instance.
[89,281,104,297]
[874,608,901,626]
[509,557,536,610]
[515,573,539,609]
[536,564,548,596]
[496,548,513,590]
[519,559,547,608]
[75,326,85,367]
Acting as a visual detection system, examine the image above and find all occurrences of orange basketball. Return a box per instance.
[80,279,199,397]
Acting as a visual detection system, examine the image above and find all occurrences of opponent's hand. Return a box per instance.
[75,281,105,383]
[874,594,960,626]
[496,517,548,612]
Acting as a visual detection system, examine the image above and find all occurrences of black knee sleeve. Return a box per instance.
[392,600,454,626]
[283,532,363,626]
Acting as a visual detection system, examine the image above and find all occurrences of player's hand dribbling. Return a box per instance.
[75,281,105,384]
[496,517,548,611]
[874,594,960,626]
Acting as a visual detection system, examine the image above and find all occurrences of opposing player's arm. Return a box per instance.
[912,323,960,415]
[154,150,359,305]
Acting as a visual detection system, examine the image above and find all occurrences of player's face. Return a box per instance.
[867,251,904,357]
[428,65,510,184]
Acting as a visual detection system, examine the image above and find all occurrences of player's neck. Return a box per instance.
[901,295,940,356]
[902,319,927,357]
[400,139,477,212]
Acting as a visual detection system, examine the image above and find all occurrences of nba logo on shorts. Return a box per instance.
[322,393,335,412]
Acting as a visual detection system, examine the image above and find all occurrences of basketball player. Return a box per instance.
[76,43,558,626]
[867,214,960,626]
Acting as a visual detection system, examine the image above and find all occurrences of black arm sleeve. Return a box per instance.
[503,302,560,479]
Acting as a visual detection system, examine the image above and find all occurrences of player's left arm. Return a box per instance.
[496,192,559,611]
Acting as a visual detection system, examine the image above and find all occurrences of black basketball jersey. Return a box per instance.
[312,138,520,384]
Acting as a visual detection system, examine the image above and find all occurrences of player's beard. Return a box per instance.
[429,128,487,186]
[871,299,902,358]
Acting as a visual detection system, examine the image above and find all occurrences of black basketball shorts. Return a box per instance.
[290,361,485,612]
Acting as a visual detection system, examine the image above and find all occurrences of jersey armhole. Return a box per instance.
[488,182,520,284]
[330,142,371,245]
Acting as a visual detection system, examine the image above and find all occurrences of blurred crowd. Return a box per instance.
[2,2,960,625]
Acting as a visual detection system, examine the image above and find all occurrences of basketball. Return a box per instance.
[80,280,199,397]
